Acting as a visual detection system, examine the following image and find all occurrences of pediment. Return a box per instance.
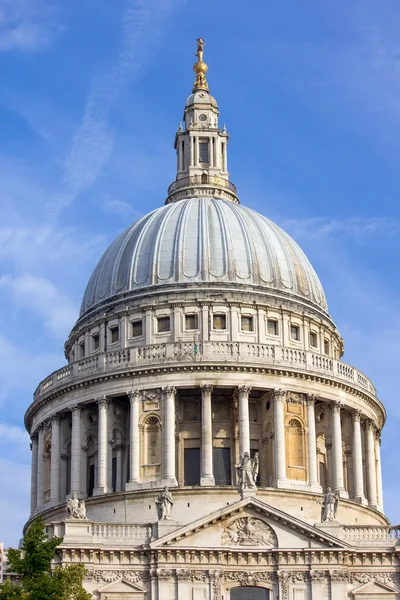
[151,496,350,550]
[97,578,146,596]
[352,580,398,597]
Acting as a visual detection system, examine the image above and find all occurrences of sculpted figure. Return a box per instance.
[236,452,259,494]
[155,487,174,520]
[66,493,87,519]
[320,487,339,522]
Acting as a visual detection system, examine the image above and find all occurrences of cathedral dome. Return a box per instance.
[80,197,327,317]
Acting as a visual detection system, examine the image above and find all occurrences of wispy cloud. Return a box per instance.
[0,0,62,53]
[0,274,77,338]
[277,216,400,241]
[55,0,184,214]
[102,196,143,220]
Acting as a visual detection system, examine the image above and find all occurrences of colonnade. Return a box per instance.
[29,387,383,515]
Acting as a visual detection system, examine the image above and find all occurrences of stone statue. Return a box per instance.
[66,493,87,519]
[320,487,339,522]
[236,452,259,495]
[155,487,174,520]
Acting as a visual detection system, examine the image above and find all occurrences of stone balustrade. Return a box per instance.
[90,523,153,544]
[343,525,400,544]
[33,342,377,402]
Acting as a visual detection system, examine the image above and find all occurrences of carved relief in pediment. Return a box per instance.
[221,516,277,547]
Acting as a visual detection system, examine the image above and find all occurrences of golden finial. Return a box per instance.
[193,37,209,92]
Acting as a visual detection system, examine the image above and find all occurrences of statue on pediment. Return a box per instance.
[236,452,259,495]
[155,487,174,520]
[320,488,339,522]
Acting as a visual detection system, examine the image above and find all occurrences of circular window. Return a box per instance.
[266,400,271,411]
[199,113,207,121]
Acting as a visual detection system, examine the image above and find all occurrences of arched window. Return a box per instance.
[141,414,161,483]
[286,418,306,481]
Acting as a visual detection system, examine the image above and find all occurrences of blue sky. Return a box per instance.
[1,0,400,547]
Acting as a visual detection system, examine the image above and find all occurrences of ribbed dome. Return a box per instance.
[80,198,327,317]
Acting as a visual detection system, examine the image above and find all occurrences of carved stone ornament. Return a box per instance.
[221,516,276,547]
[66,494,87,519]
[223,571,275,586]
[91,570,149,583]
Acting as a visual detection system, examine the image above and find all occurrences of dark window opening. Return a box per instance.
[213,447,231,485]
[184,448,200,486]
[199,141,209,163]
[92,333,100,350]
[88,464,95,497]
[157,316,170,333]
[132,320,143,337]
[185,314,198,330]
[290,324,300,341]
[110,326,119,343]
[79,342,85,358]
[230,587,270,600]
[112,456,117,492]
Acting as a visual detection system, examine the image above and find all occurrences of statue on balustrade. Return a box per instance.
[66,493,87,519]
[320,487,339,522]
[236,452,259,497]
[155,487,174,520]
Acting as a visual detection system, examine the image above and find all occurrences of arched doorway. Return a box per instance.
[230,587,270,600]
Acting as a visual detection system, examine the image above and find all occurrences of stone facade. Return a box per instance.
[24,40,399,599]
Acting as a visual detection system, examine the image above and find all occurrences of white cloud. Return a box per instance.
[0,422,29,446]
[277,216,400,242]
[102,197,142,220]
[0,0,62,53]
[55,0,184,213]
[0,274,77,338]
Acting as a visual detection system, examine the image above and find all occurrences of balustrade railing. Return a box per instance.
[90,523,153,544]
[34,341,377,401]
[343,525,400,543]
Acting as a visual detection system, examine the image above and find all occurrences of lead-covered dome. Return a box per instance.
[80,197,327,317]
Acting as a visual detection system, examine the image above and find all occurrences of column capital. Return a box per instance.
[96,396,109,407]
[272,388,287,401]
[305,394,317,406]
[331,400,343,413]
[127,390,141,402]
[351,409,362,422]
[200,384,213,393]
[162,386,176,396]
[365,418,377,432]
[237,385,252,395]
[70,404,82,414]
[50,413,62,425]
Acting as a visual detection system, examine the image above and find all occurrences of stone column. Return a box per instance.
[94,397,110,495]
[200,385,214,486]
[375,431,384,512]
[330,402,344,495]
[49,415,61,505]
[352,411,367,504]
[273,389,287,487]
[306,395,319,488]
[163,386,177,486]
[30,433,38,514]
[145,309,153,346]
[36,424,45,509]
[70,406,82,496]
[238,386,251,457]
[126,391,140,489]
[366,420,378,508]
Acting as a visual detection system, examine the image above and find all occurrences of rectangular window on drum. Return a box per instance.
[157,316,170,333]
[184,448,200,485]
[132,320,143,337]
[309,331,318,348]
[110,326,119,343]
[185,314,198,330]
[92,333,100,350]
[241,316,254,332]
[213,447,231,485]
[199,141,209,163]
[290,324,300,341]
[213,314,226,330]
[267,319,278,336]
